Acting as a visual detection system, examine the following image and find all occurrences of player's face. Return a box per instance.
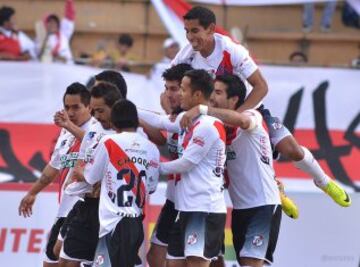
[46,19,59,34]
[164,44,180,60]
[90,97,112,129]
[4,15,16,31]
[210,81,231,109]
[180,76,197,111]
[165,80,181,110]
[184,19,214,52]
[64,95,91,126]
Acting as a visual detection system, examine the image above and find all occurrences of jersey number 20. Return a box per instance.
[116,168,146,208]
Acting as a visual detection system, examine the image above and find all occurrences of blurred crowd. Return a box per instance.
[0,0,359,69]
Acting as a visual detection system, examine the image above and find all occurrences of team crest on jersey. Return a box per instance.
[252,235,264,247]
[88,131,96,139]
[187,233,198,245]
[60,139,67,147]
[94,254,105,266]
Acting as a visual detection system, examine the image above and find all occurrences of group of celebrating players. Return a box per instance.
[18,6,351,267]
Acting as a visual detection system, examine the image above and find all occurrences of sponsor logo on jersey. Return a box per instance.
[259,136,270,165]
[193,136,205,147]
[125,148,147,155]
[60,152,79,168]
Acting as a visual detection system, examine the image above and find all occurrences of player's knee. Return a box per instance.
[146,249,155,266]
[147,246,163,267]
[239,257,264,267]
[52,240,62,259]
[276,138,304,161]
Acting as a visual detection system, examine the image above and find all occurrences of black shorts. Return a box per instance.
[257,106,291,147]
[45,217,65,261]
[167,211,226,260]
[106,217,144,267]
[60,197,99,262]
[150,199,178,246]
[232,205,282,264]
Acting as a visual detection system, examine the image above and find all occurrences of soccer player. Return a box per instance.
[83,99,160,267]
[18,83,94,267]
[158,70,226,267]
[144,63,193,267]
[174,6,350,208]
[94,70,128,98]
[58,82,122,267]
[184,74,282,267]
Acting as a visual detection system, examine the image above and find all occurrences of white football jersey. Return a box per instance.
[172,33,258,99]
[49,117,97,217]
[165,131,180,203]
[84,132,160,237]
[226,110,281,209]
[175,115,227,213]
[65,120,115,197]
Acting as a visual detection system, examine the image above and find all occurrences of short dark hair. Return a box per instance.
[0,6,14,26]
[289,51,308,63]
[111,99,139,130]
[90,82,123,107]
[215,74,246,109]
[63,82,91,106]
[46,14,60,27]
[162,63,193,84]
[183,6,216,28]
[184,69,214,99]
[95,70,127,98]
[118,34,134,47]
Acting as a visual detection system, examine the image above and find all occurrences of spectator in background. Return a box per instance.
[303,1,337,33]
[92,33,135,71]
[149,38,180,82]
[111,33,135,71]
[289,51,308,64]
[0,5,35,60]
[148,38,180,96]
[36,0,75,63]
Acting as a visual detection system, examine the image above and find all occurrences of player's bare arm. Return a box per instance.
[139,119,167,146]
[54,110,85,140]
[237,69,268,112]
[18,164,59,218]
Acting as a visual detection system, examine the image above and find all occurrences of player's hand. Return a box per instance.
[54,110,71,129]
[180,105,201,129]
[18,193,36,218]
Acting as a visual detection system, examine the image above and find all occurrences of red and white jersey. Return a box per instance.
[226,110,280,209]
[165,131,179,203]
[175,115,227,213]
[84,132,160,237]
[65,120,115,197]
[0,27,36,58]
[49,117,97,217]
[172,33,258,98]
